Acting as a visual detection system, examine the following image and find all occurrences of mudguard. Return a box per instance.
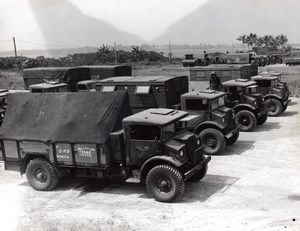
[233,104,256,112]
[194,121,226,134]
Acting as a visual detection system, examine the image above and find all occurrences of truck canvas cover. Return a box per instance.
[0,91,131,144]
[23,67,91,91]
[80,65,132,80]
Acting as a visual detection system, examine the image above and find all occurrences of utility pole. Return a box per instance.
[114,42,117,65]
[13,37,17,58]
[168,41,172,63]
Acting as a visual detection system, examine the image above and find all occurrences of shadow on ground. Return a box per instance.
[221,140,255,156]
[28,173,239,203]
[254,122,281,132]
[278,111,298,117]
[181,174,239,203]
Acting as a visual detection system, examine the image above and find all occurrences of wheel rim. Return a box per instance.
[155,176,173,194]
[34,168,47,183]
[268,103,276,112]
[239,116,250,126]
[205,136,217,148]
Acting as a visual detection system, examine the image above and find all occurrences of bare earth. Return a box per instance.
[0,97,299,231]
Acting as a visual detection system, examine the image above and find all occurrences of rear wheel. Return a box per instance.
[257,113,268,125]
[146,165,185,202]
[199,128,226,155]
[236,110,257,132]
[26,158,59,191]
[187,164,208,182]
[265,98,282,116]
[225,130,240,145]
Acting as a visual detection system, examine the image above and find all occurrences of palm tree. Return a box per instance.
[248,33,258,50]
[237,34,247,52]
[98,44,110,54]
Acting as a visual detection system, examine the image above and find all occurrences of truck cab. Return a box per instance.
[180,90,239,154]
[222,79,268,131]
[76,80,98,92]
[0,92,210,203]
[251,75,291,116]
[29,82,69,93]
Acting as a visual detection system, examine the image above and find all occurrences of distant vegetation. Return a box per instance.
[237,33,290,53]
[0,45,167,70]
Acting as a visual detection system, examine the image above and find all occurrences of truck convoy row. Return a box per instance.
[0,64,291,202]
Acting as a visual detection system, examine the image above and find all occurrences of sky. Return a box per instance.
[0,0,207,51]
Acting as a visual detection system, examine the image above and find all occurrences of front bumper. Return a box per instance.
[283,99,291,106]
[224,126,239,139]
[184,156,211,180]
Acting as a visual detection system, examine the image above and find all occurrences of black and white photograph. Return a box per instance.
[0,0,299,230]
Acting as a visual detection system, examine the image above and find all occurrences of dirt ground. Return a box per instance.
[0,97,299,231]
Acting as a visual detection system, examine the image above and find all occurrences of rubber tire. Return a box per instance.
[199,128,226,155]
[257,113,268,125]
[225,130,240,145]
[265,98,283,116]
[146,165,185,203]
[282,104,288,113]
[26,158,59,191]
[187,164,208,182]
[236,110,257,132]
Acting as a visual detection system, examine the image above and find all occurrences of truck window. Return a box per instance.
[211,96,225,110]
[101,86,116,92]
[186,99,209,110]
[135,86,151,94]
[162,123,175,141]
[129,125,161,140]
[77,84,88,91]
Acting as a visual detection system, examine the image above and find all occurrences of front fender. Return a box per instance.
[263,94,282,102]
[139,156,185,182]
[194,121,225,134]
[233,104,256,112]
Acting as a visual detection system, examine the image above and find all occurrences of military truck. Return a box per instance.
[95,76,239,155]
[0,92,210,202]
[29,82,69,93]
[250,75,291,116]
[222,79,268,132]
[259,71,290,95]
[23,65,132,92]
[76,80,98,92]
[179,90,239,154]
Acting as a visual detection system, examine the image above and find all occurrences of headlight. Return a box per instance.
[254,101,257,106]
[179,150,184,157]
[197,139,200,145]
[222,117,225,123]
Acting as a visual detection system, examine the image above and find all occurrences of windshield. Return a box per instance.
[162,123,175,141]
[211,96,225,110]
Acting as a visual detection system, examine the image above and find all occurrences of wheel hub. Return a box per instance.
[157,177,172,193]
[34,168,47,183]
[206,137,216,147]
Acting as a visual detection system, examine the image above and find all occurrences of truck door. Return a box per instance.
[257,80,271,95]
[125,124,161,165]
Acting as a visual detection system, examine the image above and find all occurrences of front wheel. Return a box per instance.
[257,113,268,125]
[265,98,282,116]
[235,110,257,132]
[26,158,59,191]
[225,130,240,145]
[187,164,208,182]
[146,165,185,202]
[199,128,226,155]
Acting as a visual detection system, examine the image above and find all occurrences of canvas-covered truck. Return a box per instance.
[95,76,239,155]
[222,79,268,132]
[250,75,291,116]
[23,65,132,92]
[0,91,210,202]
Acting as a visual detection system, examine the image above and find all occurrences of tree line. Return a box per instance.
[237,33,289,51]
[0,46,167,70]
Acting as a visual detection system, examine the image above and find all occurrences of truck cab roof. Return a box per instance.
[29,82,69,90]
[222,79,257,87]
[181,90,225,100]
[97,75,187,85]
[251,75,278,81]
[123,108,188,126]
